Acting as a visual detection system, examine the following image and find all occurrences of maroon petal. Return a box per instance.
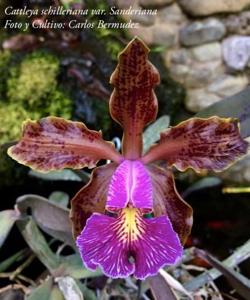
[106,160,153,210]
[76,208,182,279]
[147,165,193,244]
[142,117,248,172]
[110,37,160,159]
[70,163,117,238]
[8,117,122,172]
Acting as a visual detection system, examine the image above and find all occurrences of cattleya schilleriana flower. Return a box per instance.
[8,38,248,279]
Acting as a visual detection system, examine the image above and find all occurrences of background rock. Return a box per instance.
[131,13,156,26]
[222,36,250,70]
[139,0,174,6]
[178,0,250,16]
[129,26,154,45]
[152,24,177,46]
[185,89,221,112]
[207,74,248,97]
[185,61,223,88]
[190,42,222,62]
[114,0,136,8]
[180,19,226,46]
[169,64,189,83]
[167,48,191,65]
[224,11,250,35]
[157,3,187,24]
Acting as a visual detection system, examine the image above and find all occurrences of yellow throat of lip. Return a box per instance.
[118,207,143,242]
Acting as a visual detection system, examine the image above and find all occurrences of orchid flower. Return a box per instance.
[8,38,248,280]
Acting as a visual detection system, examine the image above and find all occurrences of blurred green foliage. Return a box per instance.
[85,0,124,59]
[92,99,111,134]
[7,52,59,106]
[0,51,73,145]
[0,146,27,188]
[150,53,185,120]
[61,0,82,9]
[0,50,73,186]
[0,104,39,142]
[0,50,11,99]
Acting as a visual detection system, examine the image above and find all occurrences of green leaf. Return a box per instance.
[17,217,61,272]
[143,115,170,153]
[29,169,82,182]
[182,177,222,198]
[195,248,250,300]
[26,277,53,300]
[0,248,29,272]
[0,210,19,248]
[56,276,83,300]
[184,239,250,291]
[71,169,90,182]
[49,191,69,208]
[16,216,99,279]
[60,0,82,9]
[49,286,64,300]
[151,45,167,53]
[76,280,97,300]
[59,254,102,279]
[16,194,75,247]
[196,86,250,138]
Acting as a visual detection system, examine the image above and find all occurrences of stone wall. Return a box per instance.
[116,0,250,113]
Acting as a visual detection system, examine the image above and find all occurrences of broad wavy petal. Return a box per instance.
[77,208,182,279]
[147,165,193,244]
[8,117,122,172]
[70,163,116,238]
[142,117,248,172]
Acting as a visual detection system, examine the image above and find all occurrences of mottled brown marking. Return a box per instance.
[110,38,160,159]
[70,163,117,238]
[147,164,193,244]
[143,117,248,172]
[8,117,122,172]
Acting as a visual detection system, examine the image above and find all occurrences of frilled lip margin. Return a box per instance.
[76,207,183,280]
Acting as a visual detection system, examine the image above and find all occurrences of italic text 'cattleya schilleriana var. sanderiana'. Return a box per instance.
[8,38,248,279]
